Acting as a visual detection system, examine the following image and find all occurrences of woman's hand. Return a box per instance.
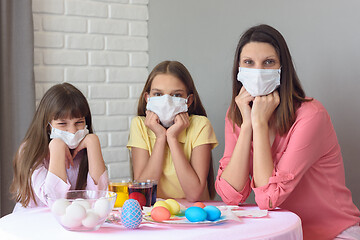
[144,110,166,138]
[235,87,255,126]
[251,91,280,127]
[49,138,73,169]
[166,112,190,140]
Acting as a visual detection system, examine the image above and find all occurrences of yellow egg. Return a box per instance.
[153,201,170,211]
[165,199,180,215]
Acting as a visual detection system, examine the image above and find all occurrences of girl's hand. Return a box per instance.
[166,112,190,140]
[49,138,73,169]
[144,110,166,138]
[72,133,98,159]
[251,91,280,127]
[235,87,255,126]
[72,133,105,184]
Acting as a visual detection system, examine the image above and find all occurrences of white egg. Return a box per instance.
[74,198,91,210]
[86,208,95,214]
[51,199,70,216]
[82,212,100,228]
[65,202,87,221]
[94,198,111,218]
[61,214,82,228]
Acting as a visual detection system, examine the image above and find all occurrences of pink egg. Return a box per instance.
[151,206,171,222]
[193,202,206,208]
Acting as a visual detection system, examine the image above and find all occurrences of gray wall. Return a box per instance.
[148,0,360,207]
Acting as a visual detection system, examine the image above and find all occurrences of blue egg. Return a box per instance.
[121,199,142,229]
[203,206,221,221]
[185,206,207,222]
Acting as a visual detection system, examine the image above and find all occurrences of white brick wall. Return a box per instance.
[33,0,149,180]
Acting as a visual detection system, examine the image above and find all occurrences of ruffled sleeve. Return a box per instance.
[86,170,109,191]
[32,165,71,206]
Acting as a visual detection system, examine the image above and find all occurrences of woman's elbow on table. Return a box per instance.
[255,195,277,210]
[215,180,247,205]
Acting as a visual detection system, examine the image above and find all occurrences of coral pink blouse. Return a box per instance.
[215,99,360,240]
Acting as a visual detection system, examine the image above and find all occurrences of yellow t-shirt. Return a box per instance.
[127,115,218,200]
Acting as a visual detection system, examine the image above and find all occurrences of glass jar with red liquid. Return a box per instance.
[128,181,153,208]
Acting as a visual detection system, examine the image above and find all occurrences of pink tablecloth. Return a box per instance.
[0,201,302,240]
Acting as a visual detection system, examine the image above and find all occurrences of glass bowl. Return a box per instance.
[46,190,117,231]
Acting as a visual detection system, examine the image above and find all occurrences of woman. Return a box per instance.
[215,24,360,240]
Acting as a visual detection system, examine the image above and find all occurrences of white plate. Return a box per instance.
[143,215,227,225]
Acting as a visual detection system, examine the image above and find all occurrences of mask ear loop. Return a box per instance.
[47,122,53,136]
[185,96,189,104]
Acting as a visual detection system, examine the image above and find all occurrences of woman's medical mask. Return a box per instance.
[237,67,281,96]
[146,94,188,128]
[49,123,89,149]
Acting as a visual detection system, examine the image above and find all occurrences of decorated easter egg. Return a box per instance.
[193,202,206,208]
[121,199,143,229]
[185,206,207,222]
[94,197,111,218]
[151,206,171,222]
[153,200,170,210]
[82,211,100,228]
[203,206,221,221]
[51,198,70,216]
[165,199,180,215]
[129,192,146,207]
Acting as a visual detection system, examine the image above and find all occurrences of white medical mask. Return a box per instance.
[237,67,281,96]
[146,94,188,128]
[49,123,89,149]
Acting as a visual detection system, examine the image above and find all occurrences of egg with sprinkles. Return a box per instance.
[121,199,143,229]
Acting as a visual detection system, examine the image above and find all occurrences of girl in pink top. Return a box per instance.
[215,24,360,240]
[11,83,108,211]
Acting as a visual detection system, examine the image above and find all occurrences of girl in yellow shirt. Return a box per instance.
[127,61,218,201]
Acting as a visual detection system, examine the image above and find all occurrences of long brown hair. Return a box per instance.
[10,83,93,207]
[229,24,311,135]
[137,61,207,117]
[137,60,215,199]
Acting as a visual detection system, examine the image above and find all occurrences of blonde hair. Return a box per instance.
[10,83,93,207]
